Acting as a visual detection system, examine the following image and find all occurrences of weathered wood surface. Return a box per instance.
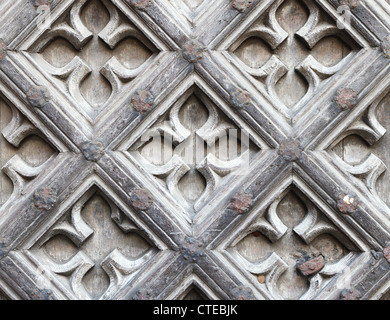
[1,0,390,300]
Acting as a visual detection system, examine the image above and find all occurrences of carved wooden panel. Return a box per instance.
[1,0,390,300]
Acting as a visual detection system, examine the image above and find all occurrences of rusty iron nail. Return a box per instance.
[337,193,359,214]
[81,141,105,162]
[278,139,302,161]
[296,256,325,277]
[339,0,358,9]
[130,188,153,211]
[0,39,7,60]
[132,289,154,300]
[131,90,154,114]
[182,40,205,63]
[335,88,358,110]
[0,242,7,259]
[230,286,256,300]
[230,190,253,214]
[381,35,390,59]
[231,89,251,109]
[181,237,205,264]
[32,0,53,10]
[27,85,51,108]
[383,246,390,263]
[31,288,55,300]
[129,0,153,11]
[33,186,57,211]
[231,0,253,12]
[340,288,360,300]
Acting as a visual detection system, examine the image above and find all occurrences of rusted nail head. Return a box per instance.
[81,141,105,162]
[231,191,253,214]
[131,90,154,114]
[27,86,51,108]
[279,139,302,161]
[0,39,7,60]
[339,0,358,9]
[337,193,359,214]
[231,0,253,12]
[33,186,57,211]
[381,35,390,59]
[336,88,358,110]
[230,286,256,300]
[340,289,360,300]
[33,0,53,10]
[0,242,7,259]
[383,246,390,263]
[182,40,205,63]
[297,256,325,276]
[31,288,55,300]
[132,289,154,300]
[129,0,153,10]
[232,89,251,109]
[130,188,153,211]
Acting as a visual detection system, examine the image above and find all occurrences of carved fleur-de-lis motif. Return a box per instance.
[230,189,359,300]
[232,0,357,111]
[35,188,157,300]
[31,0,157,119]
[129,87,259,215]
